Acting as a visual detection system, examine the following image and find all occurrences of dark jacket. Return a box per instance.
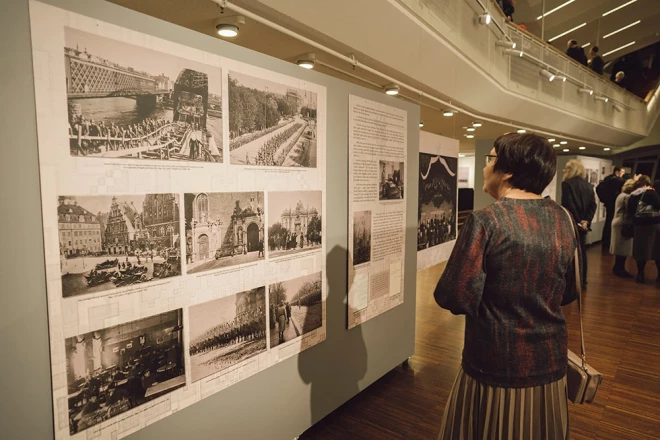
[434,198,578,388]
[562,176,597,232]
[590,55,604,74]
[627,189,660,225]
[596,174,624,208]
[566,46,587,66]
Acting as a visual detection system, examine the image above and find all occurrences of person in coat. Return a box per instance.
[596,167,625,251]
[435,134,578,440]
[626,176,660,285]
[610,179,636,277]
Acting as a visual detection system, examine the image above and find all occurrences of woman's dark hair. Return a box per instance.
[493,133,556,195]
[633,175,652,190]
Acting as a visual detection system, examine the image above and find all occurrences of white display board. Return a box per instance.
[416,131,459,271]
[29,2,327,438]
[347,95,407,329]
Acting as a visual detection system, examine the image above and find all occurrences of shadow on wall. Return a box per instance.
[298,245,368,428]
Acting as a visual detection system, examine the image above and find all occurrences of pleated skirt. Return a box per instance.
[438,368,569,440]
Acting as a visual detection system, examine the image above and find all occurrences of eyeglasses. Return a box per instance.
[484,154,498,166]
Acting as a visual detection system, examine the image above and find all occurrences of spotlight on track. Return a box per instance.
[540,69,556,82]
[495,40,516,49]
[384,84,400,96]
[613,103,623,112]
[504,49,524,57]
[296,53,316,69]
[443,110,454,117]
[595,95,609,103]
[578,88,594,96]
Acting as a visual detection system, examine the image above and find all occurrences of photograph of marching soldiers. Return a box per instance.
[185,192,265,274]
[65,28,222,162]
[417,153,458,250]
[228,71,317,167]
[188,287,267,382]
[379,160,405,200]
[269,272,323,348]
[267,191,322,258]
[65,309,185,435]
[353,210,372,266]
[58,194,181,298]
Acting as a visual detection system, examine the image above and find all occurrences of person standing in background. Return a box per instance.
[566,40,588,66]
[626,176,660,285]
[562,159,597,288]
[588,46,605,75]
[596,167,625,251]
[610,179,636,277]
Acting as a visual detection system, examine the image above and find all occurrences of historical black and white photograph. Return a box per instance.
[269,272,323,348]
[418,153,457,250]
[188,287,267,382]
[267,191,322,258]
[353,210,372,266]
[65,309,185,435]
[65,28,222,161]
[379,160,405,200]
[586,168,599,186]
[184,192,265,274]
[58,195,181,298]
[228,71,317,167]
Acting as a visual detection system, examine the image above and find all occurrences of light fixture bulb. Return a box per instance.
[443,110,454,117]
[478,14,492,25]
[560,141,568,145]
[504,49,524,57]
[216,24,239,38]
[563,149,569,152]
[579,146,586,150]
[472,121,483,127]
[541,69,556,82]
[495,40,516,49]
[419,121,424,127]
[604,148,611,151]
[553,144,561,147]
[467,127,476,132]
[384,84,400,96]
[548,138,556,142]
[466,134,475,139]
[578,88,593,96]
[594,95,609,103]
[517,129,526,134]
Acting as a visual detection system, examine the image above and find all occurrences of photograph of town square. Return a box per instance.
[267,191,322,258]
[58,195,181,298]
[269,272,323,348]
[353,210,372,266]
[188,287,267,382]
[417,153,457,250]
[185,192,265,274]
[65,27,222,162]
[228,71,317,167]
[379,160,405,200]
[65,309,185,435]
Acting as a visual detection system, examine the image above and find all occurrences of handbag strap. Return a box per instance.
[560,206,587,370]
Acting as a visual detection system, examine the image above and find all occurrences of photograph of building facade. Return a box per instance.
[268,191,322,258]
[59,194,181,298]
[185,192,265,274]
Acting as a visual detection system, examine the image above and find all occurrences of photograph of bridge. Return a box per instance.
[65,27,223,162]
[228,71,317,167]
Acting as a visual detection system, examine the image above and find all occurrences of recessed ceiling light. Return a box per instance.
[472,121,483,127]
[419,121,424,127]
[548,138,556,142]
[602,0,637,17]
[579,146,586,150]
[296,53,316,69]
[216,24,239,38]
[560,141,568,145]
[466,134,475,139]
[549,22,587,43]
[603,20,641,39]
[517,129,526,134]
[467,127,476,132]
[384,84,400,96]
[553,144,561,147]
[603,41,636,57]
[563,148,570,152]
[443,110,454,117]
[537,0,576,20]
[604,147,611,151]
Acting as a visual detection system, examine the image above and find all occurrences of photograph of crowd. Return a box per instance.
[185,192,265,274]
[418,153,457,250]
[269,272,323,348]
[379,161,405,200]
[353,210,372,266]
[267,191,322,258]
[58,195,181,298]
[228,71,317,167]
[65,309,185,435]
[65,28,222,162]
[188,287,267,382]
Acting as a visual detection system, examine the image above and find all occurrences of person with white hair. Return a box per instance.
[614,71,627,89]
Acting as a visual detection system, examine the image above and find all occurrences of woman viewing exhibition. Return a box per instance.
[434,133,579,440]
[561,159,597,288]
[610,179,636,277]
[626,175,660,285]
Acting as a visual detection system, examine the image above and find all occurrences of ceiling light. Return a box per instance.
[384,84,400,95]
[603,0,637,17]
[603,20,641,39]
[495,40,516,49]
[602,41,636,57]
[517,129,526,134]
[216,24,239,37]
[443,110,454,117]
[582,42,591,48]
[459,154,466,157]
[504,49,524,57]
[537,0,576,20]
[541,69,556,82]
[478,14,492,25]
[549,22,587,43]
[579,146,586,150]
[604,147,611,151]
[419,121,424,127]
[560,141,568,145]
[613,103,623,112]
[553,144,561,147]
[548,138,556,142]
[578,88,594,95]
[595,95,609,103]
[466,134,475,139]
[472,121,483,127]
[467,127,476,132]
[296,52,316,69]
[563,149,570,152]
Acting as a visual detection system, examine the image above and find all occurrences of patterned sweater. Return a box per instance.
[434,198,579,388]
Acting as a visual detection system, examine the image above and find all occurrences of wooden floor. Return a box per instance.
[301,247,660,440]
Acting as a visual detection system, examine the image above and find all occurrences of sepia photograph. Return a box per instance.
[65,28,222,162]
[184,192,265,274]
[58,195,181,298]
[228,71,317,167]
[418,153,458,250]
[586,168,599,186]
[188,287,267,382]
[268,191,322,258]
[65,310,185,435]
[269,272,323,348]
[353,210,372,266]
[379,161,405,200]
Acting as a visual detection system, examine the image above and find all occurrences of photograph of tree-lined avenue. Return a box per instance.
[228,71,317,167]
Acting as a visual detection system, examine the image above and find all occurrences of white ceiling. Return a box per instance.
[515,0,660,61]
